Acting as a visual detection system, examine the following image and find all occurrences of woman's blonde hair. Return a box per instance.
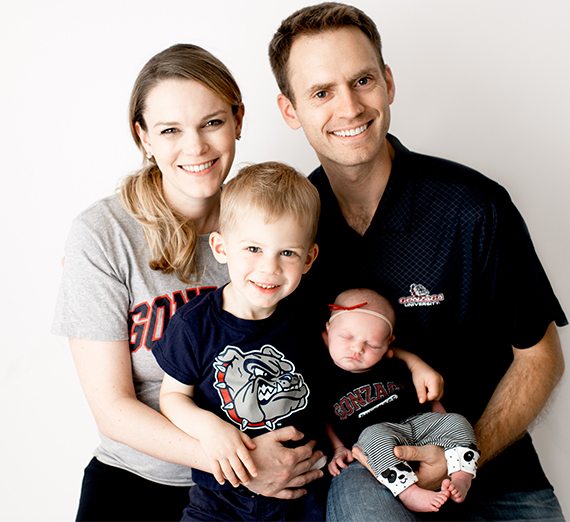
[219,161,321,245]
[119,44,242,283]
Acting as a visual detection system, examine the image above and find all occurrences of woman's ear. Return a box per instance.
[135,121,152,157]
[234,102,245,138]
[209,232,228,264]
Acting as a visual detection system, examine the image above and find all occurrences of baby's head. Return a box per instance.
[210,161,320,318]
[323,288,396,373]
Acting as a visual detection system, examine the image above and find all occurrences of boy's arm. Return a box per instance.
[159,373,257,486]
[391,348,444,403]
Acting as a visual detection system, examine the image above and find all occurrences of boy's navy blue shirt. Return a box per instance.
[306,134,567,494]
[153,285,328,490]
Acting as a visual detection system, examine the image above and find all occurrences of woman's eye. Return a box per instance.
[160,128,178,135]
[205,119,223,128]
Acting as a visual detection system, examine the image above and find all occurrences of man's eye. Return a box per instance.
[315,91,327,99]
[357,77,369,86]
[247,246,260,253]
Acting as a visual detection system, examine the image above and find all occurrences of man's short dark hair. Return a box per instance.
[268,2,386,105]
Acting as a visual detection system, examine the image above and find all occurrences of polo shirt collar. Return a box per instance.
[315,134,415,234]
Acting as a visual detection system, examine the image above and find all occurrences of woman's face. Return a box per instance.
[137,78,243,216]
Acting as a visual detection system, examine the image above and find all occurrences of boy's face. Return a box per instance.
[210,212,318,319]
[324,312,394,373]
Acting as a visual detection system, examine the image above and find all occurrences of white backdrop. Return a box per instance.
[1,1,568,520]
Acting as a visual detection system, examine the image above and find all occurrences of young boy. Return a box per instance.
[324,288,479,514]
[152,162,326,521]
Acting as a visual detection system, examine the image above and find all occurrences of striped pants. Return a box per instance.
[355,411,479,497]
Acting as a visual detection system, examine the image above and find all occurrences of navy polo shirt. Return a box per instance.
[305,134,567,493]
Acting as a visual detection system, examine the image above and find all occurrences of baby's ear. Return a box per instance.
[322,324,330,346]
[209,232,228,264]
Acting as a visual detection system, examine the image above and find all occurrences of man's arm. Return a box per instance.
[390,322,564,489]
[474,321,564,466]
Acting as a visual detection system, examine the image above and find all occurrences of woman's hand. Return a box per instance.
[245,426,325,499]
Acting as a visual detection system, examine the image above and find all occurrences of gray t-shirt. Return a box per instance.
[52,194,229,486]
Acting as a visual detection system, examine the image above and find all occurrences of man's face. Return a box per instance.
[278,27,395,175]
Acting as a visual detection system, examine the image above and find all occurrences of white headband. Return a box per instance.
[329,303,394,337]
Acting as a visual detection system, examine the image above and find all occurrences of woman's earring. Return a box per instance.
[146,152,153,160]
[236,134,241,141]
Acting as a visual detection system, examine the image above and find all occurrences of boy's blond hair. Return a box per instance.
[219,161,321,244]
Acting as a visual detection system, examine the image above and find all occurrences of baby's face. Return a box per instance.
[325,312,393,373]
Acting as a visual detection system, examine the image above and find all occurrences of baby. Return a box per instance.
[323,288,479,513]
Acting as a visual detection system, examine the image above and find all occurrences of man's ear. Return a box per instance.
[302,243,319,274]
[209,232,228,264]
[277,94,302,130]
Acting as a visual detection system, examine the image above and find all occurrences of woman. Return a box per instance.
[53,44,323,522]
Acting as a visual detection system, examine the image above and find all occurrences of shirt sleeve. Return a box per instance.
[52,216,130,341]
[152,309,201,385]
[490,188,567,348]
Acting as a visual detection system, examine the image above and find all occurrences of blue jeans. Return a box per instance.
[326,461,566,522]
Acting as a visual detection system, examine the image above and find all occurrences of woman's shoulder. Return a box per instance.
[74,194,132,228]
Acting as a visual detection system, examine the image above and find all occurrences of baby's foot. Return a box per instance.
[398,483,450,512]
[441,471,472,503]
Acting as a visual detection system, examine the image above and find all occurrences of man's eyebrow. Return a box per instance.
[303,68,379,97]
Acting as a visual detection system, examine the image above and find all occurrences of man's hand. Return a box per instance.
[246,426,324,499]
[353,444,447,491]
[393,445,447,490]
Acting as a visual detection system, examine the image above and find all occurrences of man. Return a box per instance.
[269,3,567,521]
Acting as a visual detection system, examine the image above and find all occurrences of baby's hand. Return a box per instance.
[327,446,354,476]
[408,357,444,403]
[200,417,258,487]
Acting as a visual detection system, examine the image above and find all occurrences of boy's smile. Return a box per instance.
[210,212,318,320]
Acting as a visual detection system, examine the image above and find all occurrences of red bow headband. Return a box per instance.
[328,302,394,336]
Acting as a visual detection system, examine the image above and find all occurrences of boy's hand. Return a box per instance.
[199,417,258,487]
[328,446,353,476]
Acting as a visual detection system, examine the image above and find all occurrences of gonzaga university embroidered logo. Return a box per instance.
[398,284,445,308]
[213,345,309,430]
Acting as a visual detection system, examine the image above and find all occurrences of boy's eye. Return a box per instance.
[247,246,260,253]
[280,250,295,257]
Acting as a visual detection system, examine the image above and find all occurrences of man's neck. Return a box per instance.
[322,140,395,236]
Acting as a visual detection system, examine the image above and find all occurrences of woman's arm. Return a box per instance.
[70,338,212,471]
[70,337,324,498]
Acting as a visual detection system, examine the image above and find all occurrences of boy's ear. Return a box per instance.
[302,243,319,274]
[277,94,302,130]
[209,232,228,264]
